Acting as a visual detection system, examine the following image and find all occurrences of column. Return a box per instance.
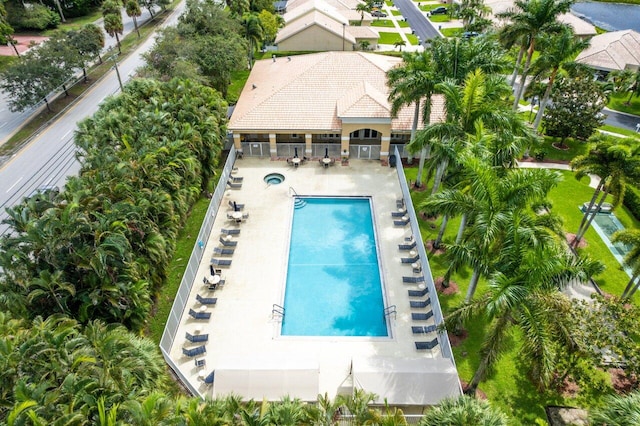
[233,134,242,153]
[380,135,390,163]
[269,133,277,159]
[340,134,350,162]
[305,133,313,157]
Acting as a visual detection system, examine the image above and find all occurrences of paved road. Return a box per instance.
[0,2,186,236]
[392,0,441,44]
[603,108,640,132]
[0,7,158,144]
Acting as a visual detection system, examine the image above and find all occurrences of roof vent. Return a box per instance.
[252,84,257,89]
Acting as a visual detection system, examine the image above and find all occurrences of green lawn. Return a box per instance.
[391,9,403,16]
[599,125,640,139]
[42,9,103,35]
[0,55,18,74]
[371,19,409,28]
[607,92,640,116]
[536,136,590,162]
[406,34,418,45]
[441,27,463,37]
[402,163,638,424]
[227,69,250,105]
[428,14,451,22]
[377,31,404,45]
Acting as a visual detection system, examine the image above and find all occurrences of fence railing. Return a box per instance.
[393,146,458,366]
[159,146,238,398]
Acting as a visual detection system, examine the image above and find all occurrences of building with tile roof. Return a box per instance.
[575,30,640,72]
[228,52,445,162]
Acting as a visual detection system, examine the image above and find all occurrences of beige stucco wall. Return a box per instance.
[278,26,354,51]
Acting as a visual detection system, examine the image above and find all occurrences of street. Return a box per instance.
[0,2,186,236]
[0,7,158,144]
[392,0,442,43]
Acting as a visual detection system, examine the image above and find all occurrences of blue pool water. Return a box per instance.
[281,197,388,337]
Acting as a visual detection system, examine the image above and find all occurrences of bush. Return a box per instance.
[8,3,60,30]
[534,150,547,161]
[623,185,640,221]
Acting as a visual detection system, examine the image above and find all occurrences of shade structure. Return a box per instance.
[352,356,461,406]
[212,357,320,401]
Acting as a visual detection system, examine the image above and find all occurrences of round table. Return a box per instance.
[232,211,242,220]
[199,305,208,312]
[224,235,233,241]
[194,325,203,334]
[209,275,221,285]
[291,158,301,165]
[398,208,406,213]
[409,250,417,256]
[402,216,408,221]
[412,262,420,269]
[322,158,331,165]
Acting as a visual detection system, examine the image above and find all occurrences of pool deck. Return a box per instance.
[169,158,457,405]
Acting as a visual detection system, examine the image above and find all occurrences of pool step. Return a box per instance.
[294,198,307,209]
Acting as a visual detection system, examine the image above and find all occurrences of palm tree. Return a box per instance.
[419,395,507,426]
[589,391,640,425]
[611,229,640,300]
[529,27,589,132]
[387,51,437,179]
[497,0,573,110]
[242,12,263,70]
[103,13,124,54]
[356,2,370,24]
[125,0,142,38]
[608,68,640,105]
[570,135,640,248]
[394,40,406,52]
[447,246,602,396]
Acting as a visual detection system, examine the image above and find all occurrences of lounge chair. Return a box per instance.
[398,240,417,250]
[415,338,439,350]
[408,287,429,297]
[412,311,434,321]
[196,294,218,305]
[188,308,211,320]
[403,275,425,283]
[213,247,235,256]
[412,325,438,334]
[227,180,242,189]
[182,345,206,357]
[394,218,410,226]
[410,298,432,309]
[228,200,245,211]
[401,255,419,264]
[211,258,232,267]
[230,176,243,183]
[391,211,405,218]
[219,237,237,247]
[186,332,209,343]
[221,228,240,235]
[203,371,215,385]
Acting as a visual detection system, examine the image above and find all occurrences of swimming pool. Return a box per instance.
[281,197,388,337]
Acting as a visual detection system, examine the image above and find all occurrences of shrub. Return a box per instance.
[534,150,547,161]
[623,185,640,221]
[8,3,60,30]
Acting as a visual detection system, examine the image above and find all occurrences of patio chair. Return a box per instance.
[396,198,405,209]
[230,176,244,183]
[401,254,419,264]
[209,266,222,276]
[196,294,218,305]
[393,218,410,226]
[214,247,235,256]
[408,287,429,297]
[186,332,209,343]
[398,240,417,250]
[391,211,405,218]
[410,298,431,309]
[207,280,224,291]
[415,338,439,350]
[221,228,240,235]
[195,358,206,368]
[411,325,437,334]
[227,180,242,189]
[211,258,232,267]
[412,262,422,273]
[242,212,249,219]
[182,345,206,357]
[189,309,211,320]
[411,311,434,321]
[228,200,245,211]
[402,275,424,283]
[219,237,237,247]
[203,371,215,385]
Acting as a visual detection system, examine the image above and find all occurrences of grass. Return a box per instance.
[441,27,463,37]
[0,55,18,74]
[377,31,404,45]
[371,19,410,28]
[599,125,640,139]
[42,9,103,35]
[607,92,640,116]
[406,34,418,45]
[391,9,403,16]
[536,136,590,162]
[402,164,637,424]
[428,14,451,23]
[227,69,250,105]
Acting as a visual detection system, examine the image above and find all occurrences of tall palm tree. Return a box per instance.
[387,51,437,178]
[529,27,589,132]
[103,13,124,54]
[570,136,640,248]
[611,229,640,300]
[497,0,573,110]
[125,0,142,38]
[418,395,507,426]
[242,12,263,70]
[447,246,602,396]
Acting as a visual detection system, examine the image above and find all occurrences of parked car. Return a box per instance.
[430,6,448,14]
[462,31,479,38]
[371,10,387,17]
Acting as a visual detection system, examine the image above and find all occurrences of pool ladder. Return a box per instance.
[289,187,307,209]
[384,305,397,320]
[272,303,285,319]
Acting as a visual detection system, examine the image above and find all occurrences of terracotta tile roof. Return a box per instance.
[284,0,348,24]
[276,11,357,45]
[576,30,640,71]
[347,26,379,39]
[229,52,445,132]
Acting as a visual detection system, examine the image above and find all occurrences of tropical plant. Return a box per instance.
[102,0,124,54]
[608,68,640,105]
[590,391,640,425]
[611,229,640,299]
[242,12,263,69]
[569,135,640,249]
[126,0,142,37]
[496,0,573,110]
[419,395,507,425]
